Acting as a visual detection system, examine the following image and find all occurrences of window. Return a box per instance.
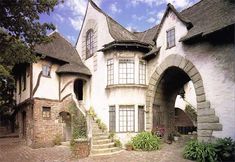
[139,61,146,84]
[138,106,145,132]
[86,29,95,58]
[107,59,114,85]
[119,59,134,84]
[166,28,175,48]
[119,105,135,132]
[42,64,51,77]
[109,106,116,132]
[42,107,51,119]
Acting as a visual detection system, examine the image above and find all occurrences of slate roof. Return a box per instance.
[90,0,234,45]
[35,32,91,76]
[180,0,235,41]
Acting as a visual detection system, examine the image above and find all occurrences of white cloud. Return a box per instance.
[54,13,64,23]
[132,14,145,21]
[156,10,164,23]
[66,35,76,44]
[146,17,156,23]
[130,0,195,9]
[109,2,122,14]
[69,17,83,31]
[126,25,138,32]
[58,0,103,31]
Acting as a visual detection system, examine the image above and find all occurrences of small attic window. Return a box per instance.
[86,29,95,59]
[166,28,175,49]
[42,64,51,77]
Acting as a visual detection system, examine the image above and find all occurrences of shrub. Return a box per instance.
[108,132,115,141]
[114,139,122,147]
[183,140,217,162]
[214,137,235,162]
[53,134,62,146]
[96,118,101,125]
[132,132,160,151]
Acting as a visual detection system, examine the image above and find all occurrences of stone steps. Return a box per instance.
[61,141,70,146]
[90,147,121,155]
[92,142,115,149]
[91,119,122,156]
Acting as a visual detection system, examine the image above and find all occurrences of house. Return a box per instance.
[14,0,234,151]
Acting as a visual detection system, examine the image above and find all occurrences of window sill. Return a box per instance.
[42,75,51,78]
[166,45,176,50]
[106,84,147,89]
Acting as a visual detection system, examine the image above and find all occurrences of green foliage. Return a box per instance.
[96,118,101,125]
[0,0,63,112]
[88,107,96,119]
[69,103,87,139]
[108,132,115,141]
[114,139,122,148]
[132,132,161,151]
[183,140,217,162]
[53,134,62,146]
[185,104,197,122]
[214,137,235,162]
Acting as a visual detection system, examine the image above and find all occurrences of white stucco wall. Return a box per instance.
[33,60,60,100]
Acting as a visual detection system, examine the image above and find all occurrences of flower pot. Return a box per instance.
[174,136,179,141]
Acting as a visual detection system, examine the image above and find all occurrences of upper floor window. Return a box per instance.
[107,59,114,85]
[42,64,51,77]
[139,61,146,84]
[166,28,175,48]
[86,29,95,59]
[119,59,134,84]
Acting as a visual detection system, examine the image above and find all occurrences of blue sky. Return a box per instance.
[40,0,199,45]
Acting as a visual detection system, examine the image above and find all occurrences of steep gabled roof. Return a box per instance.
[35,32,91,76]
[153,3,193,41]
[180,0,235,41]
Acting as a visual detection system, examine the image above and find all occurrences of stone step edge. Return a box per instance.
[92,142,114,148]
[91,146,120,152]
[90,149,124,157]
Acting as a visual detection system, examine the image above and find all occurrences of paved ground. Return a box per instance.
[0,137,193,162]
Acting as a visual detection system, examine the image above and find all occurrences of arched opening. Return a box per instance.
[59,111,71,141]
[152,66,197,139]
[74,79,83,101]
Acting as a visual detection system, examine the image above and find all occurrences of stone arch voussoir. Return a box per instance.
[146,54,222,142]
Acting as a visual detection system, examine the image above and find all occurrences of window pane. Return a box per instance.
[167,28,175,48]
[118,59,134,84]
[119,105,135,132]
[86,30,95,58]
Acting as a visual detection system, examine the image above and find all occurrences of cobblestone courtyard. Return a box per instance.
[0,138,193,162]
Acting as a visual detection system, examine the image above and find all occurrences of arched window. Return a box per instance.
[86,29,94,58]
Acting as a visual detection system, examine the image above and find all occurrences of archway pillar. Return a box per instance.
[146,54,222,142]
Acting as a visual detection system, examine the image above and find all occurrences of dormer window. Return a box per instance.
[166,28,175,48]
[42,64,51,77]
[86,29,95,59]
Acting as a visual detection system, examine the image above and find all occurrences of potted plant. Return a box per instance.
[125,141,133,151]
[173,131,181,141]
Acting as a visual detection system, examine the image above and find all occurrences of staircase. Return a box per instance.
[90,119,122,156]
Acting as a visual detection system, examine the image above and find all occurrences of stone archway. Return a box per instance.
[146,54,222,141]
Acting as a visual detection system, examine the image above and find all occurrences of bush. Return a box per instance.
[214,137,235,162]
[132,132,160,151]
[125,141,133,151]
[183,140,217,162]
[114,139,122,147]
[108,132,115,141]
[53,134,62,146]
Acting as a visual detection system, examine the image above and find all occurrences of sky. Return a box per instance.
[40,0,200,45]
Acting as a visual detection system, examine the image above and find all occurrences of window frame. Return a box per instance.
[119,105,135,133]
[139,61,146,85]
[86,29,95,59]
[42,106,51,119]
[42,64,51,77]
[109,105,116,132]
[107,59,114,85]
[166,27,175,49]
[118,59,135,84]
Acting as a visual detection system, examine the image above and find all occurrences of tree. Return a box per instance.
[0,0,62,113]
